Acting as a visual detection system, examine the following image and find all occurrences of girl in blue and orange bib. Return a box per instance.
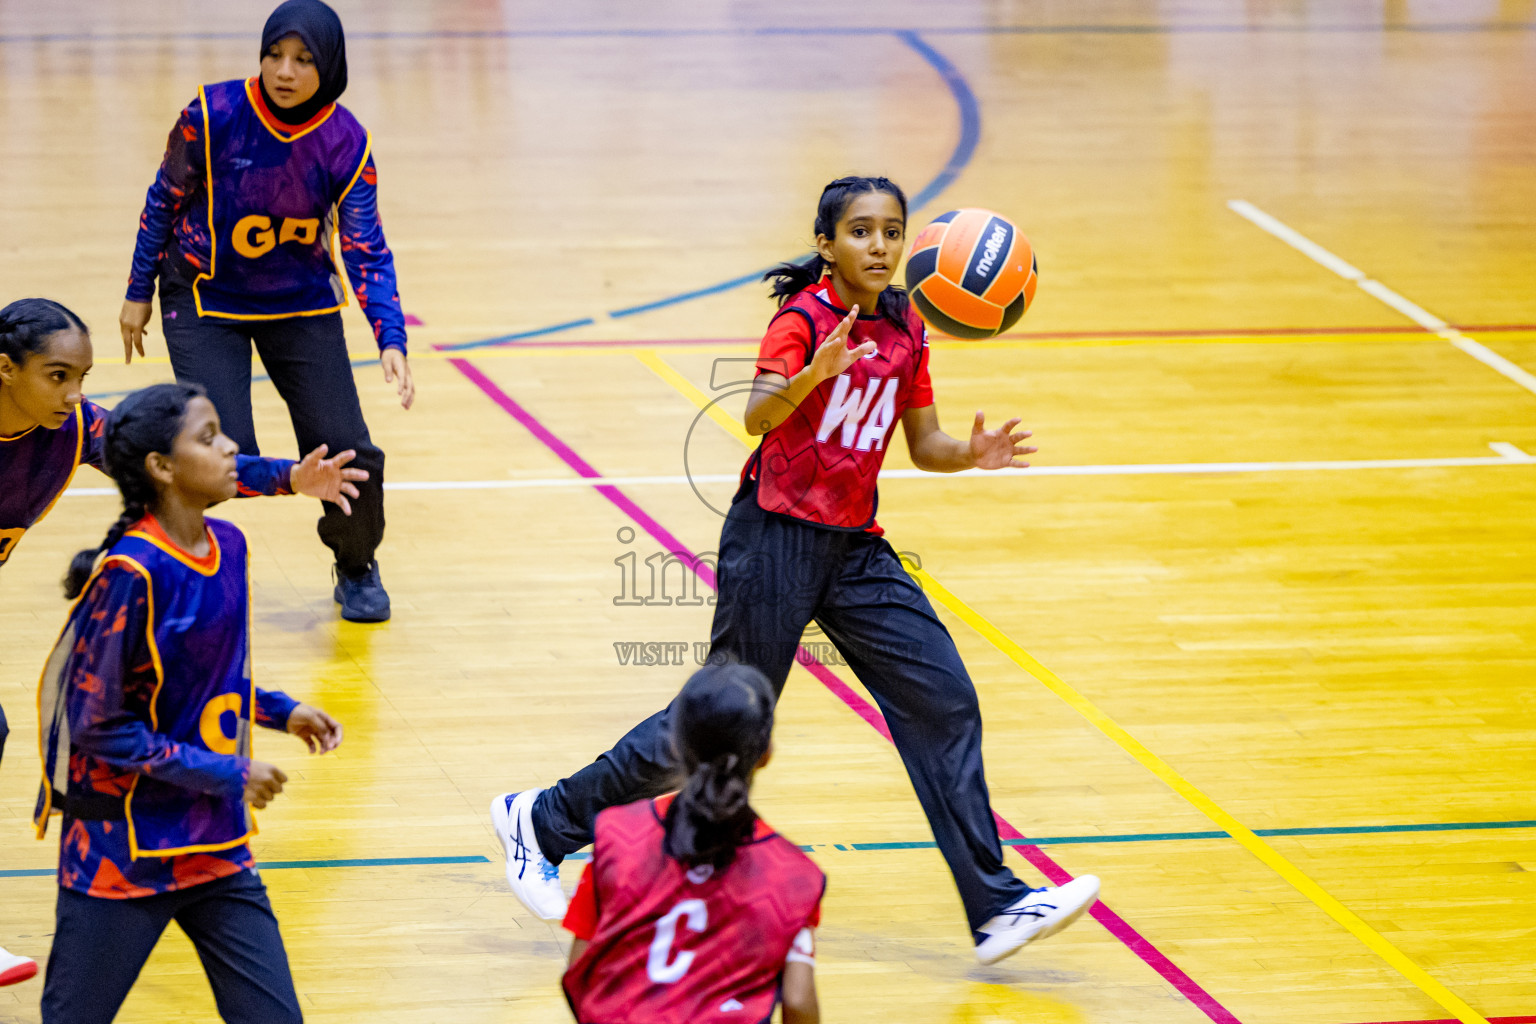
[32,383,344,1024]
[561,663,823,1024]
[1,298,357,987]
[498,176,1100,966]
[118,0,409,622]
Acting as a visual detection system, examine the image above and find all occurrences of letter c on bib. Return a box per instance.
[232,215,276,258]
[199,692,244,754]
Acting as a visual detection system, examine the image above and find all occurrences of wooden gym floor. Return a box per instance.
[1,2,1534,1022]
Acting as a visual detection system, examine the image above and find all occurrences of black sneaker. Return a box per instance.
[333,561,391,622]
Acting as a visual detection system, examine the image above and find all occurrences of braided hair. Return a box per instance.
[0,298,87,373]
[62,383,207,599]
[662,662,777,870]
[762,175,913,334]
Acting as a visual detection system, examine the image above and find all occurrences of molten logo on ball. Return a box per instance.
[975,223,1008,279]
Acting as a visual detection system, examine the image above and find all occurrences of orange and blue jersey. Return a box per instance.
[746,279,933,533]
[33,515,298,898]
[0,399,293,569]
[126,77,406,353]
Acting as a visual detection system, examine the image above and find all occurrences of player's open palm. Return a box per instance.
[290,444,368,515]
[970,411,1035,470]
[809,306,876,381]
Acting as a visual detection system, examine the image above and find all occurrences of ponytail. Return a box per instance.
[763,175,915,337]
[63,504,146,599]
[61,383,205,599]
[662,662,776,870]
[764,255,828,307]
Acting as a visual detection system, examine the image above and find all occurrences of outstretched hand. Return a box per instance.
[808,306,876,382]
[290,444,368,515]
[969,411,1036,470]
[287,704,344,754]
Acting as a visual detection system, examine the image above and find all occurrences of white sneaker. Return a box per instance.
[0,946,38,987]
[974,875,1100,965]
[490,790,568,920]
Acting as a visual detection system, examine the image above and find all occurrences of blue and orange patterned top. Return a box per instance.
[0,399,293,570]
[126,77,407,353]
[34,515,298,898]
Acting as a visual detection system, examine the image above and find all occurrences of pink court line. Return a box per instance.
[1345,1018,1536,1024]
[456,321,1536,350]
[447,354,1243,1024]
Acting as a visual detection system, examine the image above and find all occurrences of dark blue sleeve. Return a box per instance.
[80,401,110,473]
[127,99,205,303]
[337,152,408,354]
[234,455,295,498]
[255,689,300,732]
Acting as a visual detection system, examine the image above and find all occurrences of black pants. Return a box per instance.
[41,869,302,1024]
[158,278,385,575]
[0,699,8,769]
[535,485,1028,932]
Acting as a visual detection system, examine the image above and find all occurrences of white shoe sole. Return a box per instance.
[489,792,567,921]
[975,875,1101,965]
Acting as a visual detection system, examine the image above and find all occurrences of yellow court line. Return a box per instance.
[633,349,757,445]
[633,349,1491,1024]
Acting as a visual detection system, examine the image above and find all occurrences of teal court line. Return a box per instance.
[4,818,1533,879]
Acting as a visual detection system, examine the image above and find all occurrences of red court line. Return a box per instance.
[1344,1017,1536,1024]
[448,353,1244,1024]
[462,321,1536,349]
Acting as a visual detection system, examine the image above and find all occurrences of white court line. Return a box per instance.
[57,447,1536,497]
[1228,199,1536,397]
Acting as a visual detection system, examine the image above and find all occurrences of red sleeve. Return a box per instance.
[755,309,816,379]
[562,862,599,940]
[908,329,934,409]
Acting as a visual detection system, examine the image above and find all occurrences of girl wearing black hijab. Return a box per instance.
[119,0,409,622]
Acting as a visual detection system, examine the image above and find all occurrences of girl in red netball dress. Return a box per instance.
[499,177,1099,966]
[561,664,822,1024]
[34,383,343,1024]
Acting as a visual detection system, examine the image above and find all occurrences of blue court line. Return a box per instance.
[600,29,981,324]
[894,31,981,212]
[854,818,1536,850]
[4,818,1534,879]
[436,318,596,352]
[608,269,772,322]
[2,24,1531,44]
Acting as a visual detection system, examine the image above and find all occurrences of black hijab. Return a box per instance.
[258,0,348,126]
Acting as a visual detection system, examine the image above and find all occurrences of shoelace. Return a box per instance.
[510,803,560,885]
[995,887,1057,926]
[511,807,535,881]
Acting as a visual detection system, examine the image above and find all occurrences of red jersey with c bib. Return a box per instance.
[562,795,824,1024]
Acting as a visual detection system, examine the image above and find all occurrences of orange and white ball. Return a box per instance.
[904,209,1037,339]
